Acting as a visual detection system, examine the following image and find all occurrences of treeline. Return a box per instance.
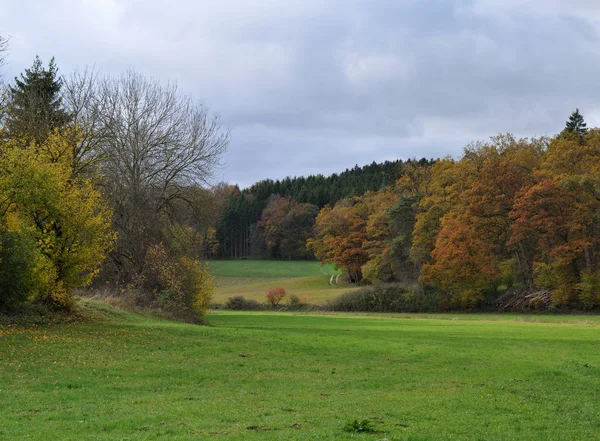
[0,41,226,316]
[214,158,433,259]
[310,111,600,309]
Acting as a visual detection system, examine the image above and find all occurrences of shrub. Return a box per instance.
[140,243,214,316]
[343,419,376,434]
[287,294,303,309]
[533,262,556,290]
[224,296,264,311]
[179,257,214,316]
[266,287,287,307]
[577,271,600,309]
[325,283,441,313]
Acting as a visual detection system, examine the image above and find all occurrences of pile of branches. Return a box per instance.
[496,289,553,311]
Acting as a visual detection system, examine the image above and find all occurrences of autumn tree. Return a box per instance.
[259,195,318,259]
[386,195,421,281]
[360,188,401,282]
[506,128,600,306]
[309,197,372,284]
[418,136,545,306]
[0,130,115,309]
[411,157,476,268]
[421,216,498,308]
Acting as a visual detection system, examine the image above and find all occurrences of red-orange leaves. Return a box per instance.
[422,216,497,307]
[509,179,575,251]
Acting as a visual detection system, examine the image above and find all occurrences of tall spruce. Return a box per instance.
[565,108,587,141]
[6,56,70,144]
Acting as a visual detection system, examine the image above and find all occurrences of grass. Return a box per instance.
[209,260,353,305]
[213,275,355,304]
[208,260,341,278]
[1,300,600,440]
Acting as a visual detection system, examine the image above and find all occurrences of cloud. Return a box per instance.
[2,0,600,187]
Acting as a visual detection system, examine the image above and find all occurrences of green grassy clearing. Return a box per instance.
[1,301,599,440]
[208,260,341,278]
[209,260,352,305]
[212,275,354,304]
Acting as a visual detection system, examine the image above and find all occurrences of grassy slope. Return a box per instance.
[208,260,341,278]
[209,260,353,304]
[1,302,600,440]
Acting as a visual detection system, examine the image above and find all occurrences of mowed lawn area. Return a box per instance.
[1,302,600,440]
[209,260,355,305]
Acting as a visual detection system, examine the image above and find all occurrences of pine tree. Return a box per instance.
[565,108,588,138]
[6,56,70,144]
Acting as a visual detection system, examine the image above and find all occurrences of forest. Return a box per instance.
[213,158,433,259]
[215,110,600,311]
[1,34,599,315]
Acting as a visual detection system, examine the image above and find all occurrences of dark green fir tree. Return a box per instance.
[6,56,70,144]
[565,108,588,139]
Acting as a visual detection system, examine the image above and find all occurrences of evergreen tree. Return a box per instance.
[6,56,70,144]
[565,108,587,138]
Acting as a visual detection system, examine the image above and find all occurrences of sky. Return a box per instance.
[2,0,600,188]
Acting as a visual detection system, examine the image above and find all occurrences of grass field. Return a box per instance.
[1,301,599,440]
[208,260,341,278]
[209,260,354,305]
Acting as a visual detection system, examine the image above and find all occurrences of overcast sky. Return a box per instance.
[2,0,600,187]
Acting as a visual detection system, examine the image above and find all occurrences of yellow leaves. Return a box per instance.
[142,243,214,316]
[0,129,116,308]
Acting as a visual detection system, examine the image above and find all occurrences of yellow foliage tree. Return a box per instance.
[0,129,116,308]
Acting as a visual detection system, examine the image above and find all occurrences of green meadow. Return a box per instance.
[209,260,355,305]
[208,260,341,278]
[1,300,599,440]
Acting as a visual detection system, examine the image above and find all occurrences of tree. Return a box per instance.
[0,33,8,77]
[509,179,583,304]
[6,56,70,144]
[0,130,115,308]
[0,34,8,130]
[308,198,370,284]
[93,70,228,281]
[565,108,587,143]
[61,67,105,174]
[259,195,318,259]
[360,188,400,282]
[421,215,498,308]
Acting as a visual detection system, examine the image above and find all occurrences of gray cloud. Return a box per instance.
[2,0,600,187]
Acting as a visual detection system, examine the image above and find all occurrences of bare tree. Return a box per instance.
[0,34,9,122]
[62,66,106,174]
[0,33,8,73]
[85,70,229,279]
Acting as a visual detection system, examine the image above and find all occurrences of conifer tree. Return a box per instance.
[6,56,70,144]
[565,108,588,138]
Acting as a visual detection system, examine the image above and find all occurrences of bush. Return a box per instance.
[266,287,287,307]
[287,294,303,309]
[325,283,441,313]
[140,243,214,316]
[224,296,264,311]
[577,271,600,309]
[343,419,376,434]
[178,257,214,316]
